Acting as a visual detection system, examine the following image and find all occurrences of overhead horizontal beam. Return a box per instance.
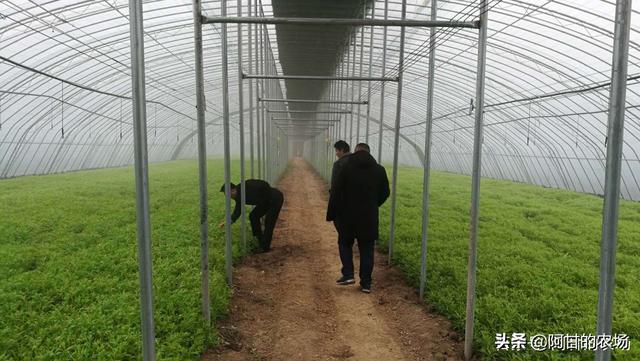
[259,97,367,104]
[272,118,341,122]
[243,74,398,82]
[276,125,327,134]
[282,131,326,135]
[267,110,352,114]
[202,16,480,28]
[276,124,331,129]
[283,134,325,139]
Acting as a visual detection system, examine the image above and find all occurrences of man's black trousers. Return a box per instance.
[335,221,374,288]
[249,188,284,250]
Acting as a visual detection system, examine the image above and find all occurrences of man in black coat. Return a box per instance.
[219,179,284,252]
[327,140,351,246]
[327,143,390,293]
[329,140,351,194]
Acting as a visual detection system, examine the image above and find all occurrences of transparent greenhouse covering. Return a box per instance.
[1,0,640,201]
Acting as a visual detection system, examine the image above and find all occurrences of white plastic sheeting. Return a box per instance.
[1,0,639,199]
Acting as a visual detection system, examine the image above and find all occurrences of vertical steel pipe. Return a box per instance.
[377,0,389,163]
[192,0,211,325]
[248,0,255,178]
[221,0,234,285]
[260,20,267,181]
[262,23,269,182]
[464,1,489,359]
[387,0,407,265]
[238,0,247,248]
[365,6,374,145]
[341,58,347,140]
[349,32,356,145]
[255,0,262,179]
[129,0,156,359]
[595,1,632,360]
[419,0,437,302]
[356,24,364,142]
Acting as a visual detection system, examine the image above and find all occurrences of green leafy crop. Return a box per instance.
[378,167,639,360]
[0,160,253,360]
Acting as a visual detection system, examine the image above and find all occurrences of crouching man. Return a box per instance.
[219,179,284,252]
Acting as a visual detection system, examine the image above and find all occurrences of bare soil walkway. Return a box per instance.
[203,158,464,361]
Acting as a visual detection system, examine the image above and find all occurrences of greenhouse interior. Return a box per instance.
[1,0,639,360]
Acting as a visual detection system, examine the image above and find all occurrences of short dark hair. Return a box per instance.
[333,140,350,153]
[355,143,370,153]
[219,183,236,193]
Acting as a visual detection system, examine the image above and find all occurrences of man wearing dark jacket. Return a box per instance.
[329,140,351,194]
[219,179,284,252]
[327,143,390,293]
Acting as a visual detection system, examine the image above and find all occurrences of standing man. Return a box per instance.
[327,143,390,293]
[329,140,351,193]
[327,140,352,284]
[219,179,284,252]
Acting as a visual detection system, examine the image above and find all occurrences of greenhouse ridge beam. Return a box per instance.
[259,98,368,104]
[267,110,351,114]
[243,74,398,82]
[271,118,340,122]
[202,16,480,28]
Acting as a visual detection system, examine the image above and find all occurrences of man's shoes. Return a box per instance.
[360,285,371,294]
[336,276,355,285]
[258,246,271,253]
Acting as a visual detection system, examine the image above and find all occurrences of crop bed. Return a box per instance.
[378,167,639,360]
[0,160,251,360]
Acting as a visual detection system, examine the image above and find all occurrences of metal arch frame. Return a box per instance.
[0,2,631,360]
[0,2,632,194]
[358,33,640,198]
[1,0,633,194]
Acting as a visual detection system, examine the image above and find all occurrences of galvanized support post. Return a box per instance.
[129,0,156,359]
[387,0,407,265]
[192,0,211,326]
[378,0,389,164]
[221,0,234,285]
[365,6,374,144]
[419,0,437,302]
[595,1,632,360]
[356,24,364,142]
[248,0,255,178]
[256,7,262,179]
[350,32,357,146]
[261,21,267,181]
[464,1,489,359]
[263,24,270,183]
[238,0,247,248]
[341,61,347,140]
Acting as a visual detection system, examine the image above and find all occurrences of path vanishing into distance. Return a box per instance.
[204,158,465,361]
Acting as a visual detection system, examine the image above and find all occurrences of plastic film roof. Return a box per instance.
[1,1,640,200]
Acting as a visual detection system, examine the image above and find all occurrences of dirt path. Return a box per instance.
[203,158,465,361]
